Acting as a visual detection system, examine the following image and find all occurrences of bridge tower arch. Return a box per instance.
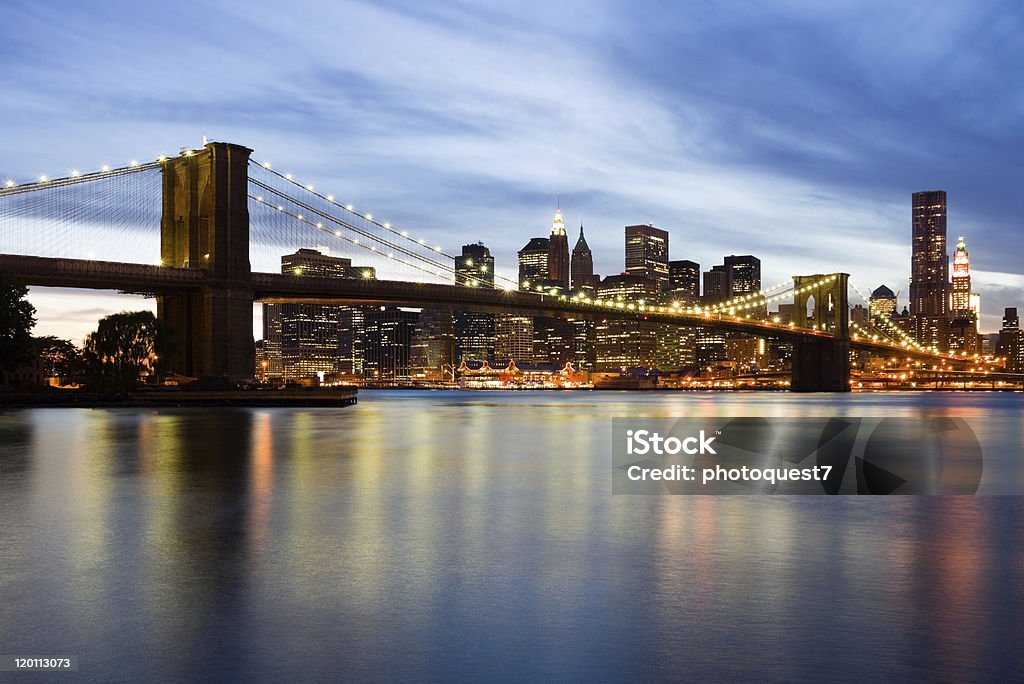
[790,273,851,392]
[157,142,255,381]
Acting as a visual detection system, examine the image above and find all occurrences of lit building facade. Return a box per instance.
[454,243,495,363]
[547,209,570,290]
[410,309,455,380]
[1000,308,1024,372]
[263,248,374,380]
[949,235,979,353]
[363,307,418,381]
[595,274,660,371]
[910,190,950,350]
[869,285,897,324]
[625,224,669,291]
[668,259,700,304]
[518,237,550,290]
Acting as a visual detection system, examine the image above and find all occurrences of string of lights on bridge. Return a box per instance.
[1,159,160,196]
[847,280,931,353]
[249,160,529,291]
[1,151,974,360]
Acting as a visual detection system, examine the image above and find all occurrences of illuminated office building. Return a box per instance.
[454,243,495,363]
[547,208,570,290]
[263,248,374,380]
[910,190,950,350]
[625,224,669,291]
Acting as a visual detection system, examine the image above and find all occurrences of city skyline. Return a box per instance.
[2,1,1023,339]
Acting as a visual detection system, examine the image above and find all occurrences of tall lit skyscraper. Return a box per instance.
[570,223,596,290]
[910,190,950,350]
[668,259,700,303]
[950,236,971,315]
[625,224,669,291]
[518,237,549,289]
[547,208,570,290]
[949,236,979,353]
[723,255,761,297]
[454,243,495,363]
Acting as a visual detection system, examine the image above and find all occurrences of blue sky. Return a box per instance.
[2,0,1023,340]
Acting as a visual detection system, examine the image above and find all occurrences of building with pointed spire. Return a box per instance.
[949,235,979,353]
[951,236,971,315]
[869,284,897,325]
[570,223,597,290]
[547,207,570,290]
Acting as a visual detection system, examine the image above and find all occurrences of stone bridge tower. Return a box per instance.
[790,273,850,392]
[157,142,255,381]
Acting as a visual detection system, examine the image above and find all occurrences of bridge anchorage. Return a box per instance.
[0,141,972,391]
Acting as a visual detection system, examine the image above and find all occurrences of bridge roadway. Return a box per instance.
[0,253,963,365]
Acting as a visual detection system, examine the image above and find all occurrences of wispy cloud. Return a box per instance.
[2,0,1023,340]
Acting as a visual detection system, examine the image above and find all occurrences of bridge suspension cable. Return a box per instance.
[250,195,460,283]
[0,159,161,198]
[0,158,163,264]
[247,162,524,289]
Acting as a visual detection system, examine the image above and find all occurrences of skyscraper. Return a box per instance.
[869,285,897,324]
[1000,308,1023,372]
[518,237,550,289]
[950,236,972,315]
[668,259,700,303]
[910,190,950,350]
[263,248,374,380]
[570,223,596,291]
[625,224,669,291]
[547,208,570,290]
[595,274,660,371]
[410,309,455,380]
[363,307,418,381]
[723,255,761,297]
[701,266,730,304]
[454,243,495,363]
[949,236,979,353]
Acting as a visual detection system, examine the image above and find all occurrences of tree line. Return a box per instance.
[1,272,176,392]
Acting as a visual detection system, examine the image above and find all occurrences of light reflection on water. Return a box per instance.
[0,391,1022,681]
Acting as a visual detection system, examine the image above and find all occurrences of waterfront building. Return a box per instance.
[263,248,374,380]
[595,274,660,371]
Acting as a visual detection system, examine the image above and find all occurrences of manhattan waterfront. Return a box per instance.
[2,391,1023,680]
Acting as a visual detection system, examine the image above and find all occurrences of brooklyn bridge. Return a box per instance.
[0,142,973,392]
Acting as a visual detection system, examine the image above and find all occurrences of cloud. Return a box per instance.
[2,0,1023,338]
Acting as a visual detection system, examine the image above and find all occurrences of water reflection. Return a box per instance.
[0,392,1022,680]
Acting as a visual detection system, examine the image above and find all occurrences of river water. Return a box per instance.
[1,390,1023,681]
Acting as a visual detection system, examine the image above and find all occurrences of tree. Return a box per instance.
[0,271,36,374]
[33,336,83,384]
[83,311,176,391]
